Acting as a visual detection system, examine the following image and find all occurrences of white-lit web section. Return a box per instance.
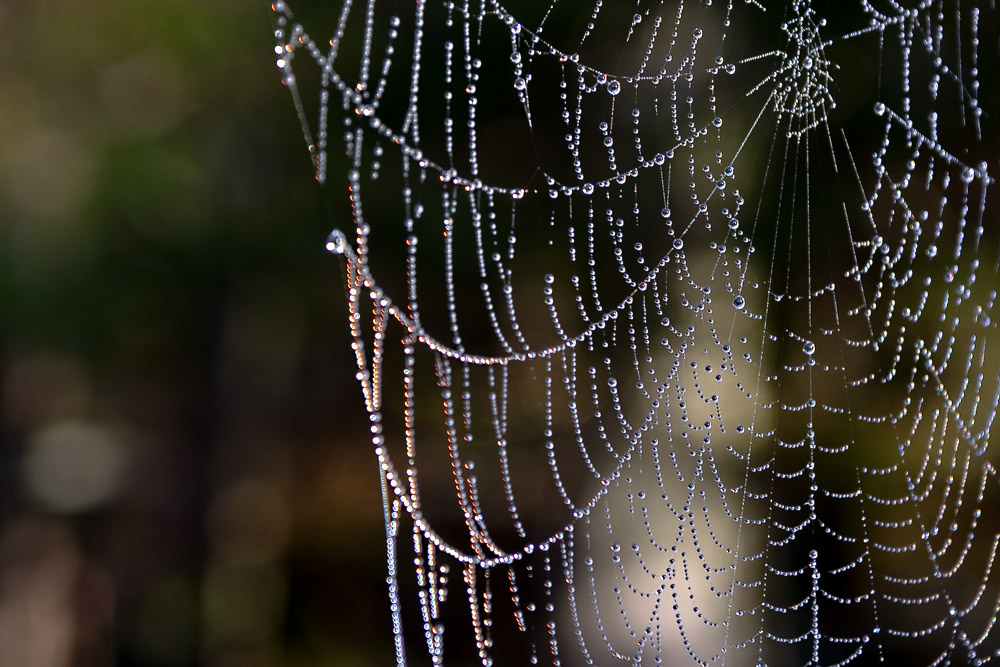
[273,0,999,665]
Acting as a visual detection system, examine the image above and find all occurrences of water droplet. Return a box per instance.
[661,207,671,219]
[514,77,527,90]
[803,340,815,355]
[582,182,595,195]
[606,80,621,96]
[672,238,684,250]
[733,295,745,309]
[326,229,347,254]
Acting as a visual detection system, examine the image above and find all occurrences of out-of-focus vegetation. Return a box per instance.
[0,2,389,665]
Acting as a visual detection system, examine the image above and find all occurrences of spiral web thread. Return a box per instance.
[273,1,1000,664]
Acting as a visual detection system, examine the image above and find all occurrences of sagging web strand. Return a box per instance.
[274,0,1000,664]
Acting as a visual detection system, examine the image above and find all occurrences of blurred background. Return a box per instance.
[0,1,394,665]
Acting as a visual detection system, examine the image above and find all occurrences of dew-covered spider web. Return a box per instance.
[272,0,1000,664]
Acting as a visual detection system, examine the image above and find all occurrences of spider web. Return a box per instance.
[272,0,1000,664]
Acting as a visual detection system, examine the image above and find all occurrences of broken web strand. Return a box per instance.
[274,0,1000,665]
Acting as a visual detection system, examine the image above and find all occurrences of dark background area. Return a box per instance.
[0,1,392,665]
